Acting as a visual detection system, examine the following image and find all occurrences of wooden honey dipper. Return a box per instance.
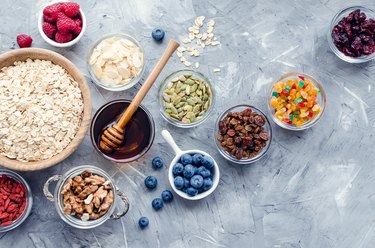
[99,39,180,153]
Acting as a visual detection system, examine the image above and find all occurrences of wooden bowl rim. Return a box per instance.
[0,48,92,171]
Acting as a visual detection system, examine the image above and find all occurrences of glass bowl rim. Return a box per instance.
[87,32,145,91]
[159,69,215,128]
[267,72,327,131]
[90,99,156,163]
[214,104,272,164]
[327,5,375,63]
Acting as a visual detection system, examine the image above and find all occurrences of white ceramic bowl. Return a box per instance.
[38,0,86,48]
[161,130,220,200]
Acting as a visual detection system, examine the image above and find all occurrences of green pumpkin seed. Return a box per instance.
[171,77,179,82]
[186,85,191,95]
[178,75,186,81]
[163,93,171,102]
[185,79,195,85]
[190,84,198,93]
[170,113,180,120]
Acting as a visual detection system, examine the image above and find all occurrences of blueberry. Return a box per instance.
[180,154,193,165]
[202,156,214,170]
[183,178,190,188]
[172,163,184,176]
[152,198,163,210]
[151,28,165,41]
[174,176,184,190]
[183,164,195,179]
[138,217,149,229]
[161,190,173,203]
[186,187,198,196]
[192,153,203,166]
[152,157,163,170]
[197,166,211,178]
[190,175,204,189]
[144,176,157,189]
[202,178,213,191]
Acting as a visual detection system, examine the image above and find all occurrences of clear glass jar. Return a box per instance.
[43,165,129,229]
[159,70,215,128]
[87,33,145,91]
[0,169,33,232]
[328,6,375,63]
[214,104,272,164]
[267,72,326,131]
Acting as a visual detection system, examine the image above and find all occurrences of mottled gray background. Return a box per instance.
[1,0,375,247]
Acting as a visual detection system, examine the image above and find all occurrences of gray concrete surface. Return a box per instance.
[1,0,375,247]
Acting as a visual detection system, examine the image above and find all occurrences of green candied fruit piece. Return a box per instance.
[285,85,291,91]
[294,97,303,104]
[272,92,279,97]
[298,80,305,88]
[293,111,300,115]
[289,114,294,121]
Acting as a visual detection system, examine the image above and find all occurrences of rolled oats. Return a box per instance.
[0,59,84,162]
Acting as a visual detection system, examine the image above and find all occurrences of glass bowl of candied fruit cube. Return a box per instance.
[267,72,326,131]
[328,6,375,63]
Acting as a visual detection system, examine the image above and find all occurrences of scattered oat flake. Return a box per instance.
[184,61,192,66]
[213,68,221,72]
[195,62,200,68]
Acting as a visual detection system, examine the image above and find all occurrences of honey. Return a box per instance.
[91,100,155,162]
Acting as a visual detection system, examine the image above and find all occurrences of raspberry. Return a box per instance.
[55,31,73,43]
[42,22,57,39]
[72,26,82,35]
[43,3,63,23]
[56,13,77,34]
[62,2,80,18]
[16,34,32,48]
[73,18,82,27]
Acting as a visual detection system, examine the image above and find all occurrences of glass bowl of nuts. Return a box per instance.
[43,165,129,229]
[267,72,326,131]
[159,70,215,128]
[87,33,145,91]
[0,169,33,232]
[215,105,272,164]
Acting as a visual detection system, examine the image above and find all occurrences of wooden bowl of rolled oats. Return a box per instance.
[0,48,91,171]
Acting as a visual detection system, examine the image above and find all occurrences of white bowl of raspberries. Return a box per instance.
[38,0,86,47]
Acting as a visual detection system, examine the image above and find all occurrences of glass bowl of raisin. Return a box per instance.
[328,6,375,63]
[214,105,272,164]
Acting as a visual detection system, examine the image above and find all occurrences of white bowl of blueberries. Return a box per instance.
[161,130,220,200]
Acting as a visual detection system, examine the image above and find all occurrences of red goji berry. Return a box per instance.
[1,220,12,226]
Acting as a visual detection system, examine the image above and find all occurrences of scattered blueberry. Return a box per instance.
[192,153,203,166]
[180,154,193,165]
[172,163,184,176]
[183,164,195,179]
[151,28,165,41]
[152,157,163,170]
[161,190,173,203]
[202,178,213,191]
[152,198,163,210]
[190,175,204,189]
[186,187,198,196]
[197,166,211,178]
[202,156,214,170]
[138,217,149,229]
[183,177,190,188]
[174,176,184,190]
[144,176,157,189]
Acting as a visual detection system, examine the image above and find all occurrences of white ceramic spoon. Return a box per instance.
[161,129,220,200]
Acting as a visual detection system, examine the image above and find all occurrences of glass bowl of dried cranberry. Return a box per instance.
[329,6,375,63]
[215,105,272,164]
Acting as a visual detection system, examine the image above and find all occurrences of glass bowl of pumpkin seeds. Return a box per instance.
[159,70,214,128]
